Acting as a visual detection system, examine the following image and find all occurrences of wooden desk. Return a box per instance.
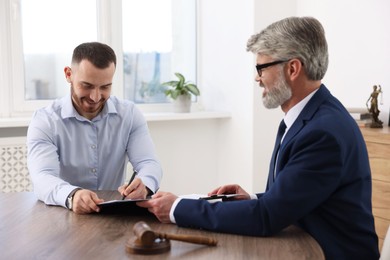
[0,191,324,259]
[360,126,390,250]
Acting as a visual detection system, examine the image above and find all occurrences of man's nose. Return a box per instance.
[255,74,261,84]
[90,88,100,102]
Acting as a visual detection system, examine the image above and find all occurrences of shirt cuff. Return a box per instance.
[169,197,182,224]
[250,193,258,200]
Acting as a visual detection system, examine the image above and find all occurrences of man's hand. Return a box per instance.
[72,189,104,214]
[208,184,250,200]
[137,191,178,223]
[118,178,149,199]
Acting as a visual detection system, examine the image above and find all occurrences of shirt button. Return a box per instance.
[91,168,97,173]
[91,145,96,149]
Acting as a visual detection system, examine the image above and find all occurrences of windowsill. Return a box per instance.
[0,117,32,128]
[0,111,231,128]
[144,111,231,121]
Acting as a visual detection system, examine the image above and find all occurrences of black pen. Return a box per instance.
[122,170,138,200]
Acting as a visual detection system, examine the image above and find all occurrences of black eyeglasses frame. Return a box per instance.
[255,60,288,77]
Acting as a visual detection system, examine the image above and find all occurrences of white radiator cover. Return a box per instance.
[0,137,32,192]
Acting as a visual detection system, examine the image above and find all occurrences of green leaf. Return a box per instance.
[175,72,185,82]
[175,73,185,89]
[171,89,180,99]
[161,80,178,87]
[185,84,200,96]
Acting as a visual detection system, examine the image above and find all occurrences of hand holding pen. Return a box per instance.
[121,170,138,200]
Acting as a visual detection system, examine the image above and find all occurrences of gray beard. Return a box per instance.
[262,71,292,109]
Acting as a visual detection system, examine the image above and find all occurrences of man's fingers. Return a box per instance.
[73,190,101,214]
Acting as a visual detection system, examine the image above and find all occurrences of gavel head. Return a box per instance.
[133,221,157,246]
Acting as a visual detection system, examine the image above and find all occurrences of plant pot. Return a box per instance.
[172,94,191,113]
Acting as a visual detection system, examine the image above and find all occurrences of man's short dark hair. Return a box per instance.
[72,42,116,68]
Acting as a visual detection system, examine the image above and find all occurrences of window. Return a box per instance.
[122,0,196,104]
[21,0,97,100]
[0,0,197,117]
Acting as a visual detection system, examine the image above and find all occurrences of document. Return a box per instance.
[98,198,150,206]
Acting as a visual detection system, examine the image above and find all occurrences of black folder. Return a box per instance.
[97,198,151,215]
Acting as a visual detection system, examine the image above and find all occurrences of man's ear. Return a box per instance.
[287,59,303,81]
[64,66,72,83]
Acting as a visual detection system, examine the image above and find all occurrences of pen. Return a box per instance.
[122,170,138,200]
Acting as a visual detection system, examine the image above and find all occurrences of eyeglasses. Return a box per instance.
[255,60,288,77]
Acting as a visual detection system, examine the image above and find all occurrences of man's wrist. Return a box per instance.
[66,188,81,210]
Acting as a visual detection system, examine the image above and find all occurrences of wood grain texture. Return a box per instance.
[360,127,390,251]
[0,191,324,259]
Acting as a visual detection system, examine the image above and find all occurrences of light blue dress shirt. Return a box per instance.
[27,94,162,208]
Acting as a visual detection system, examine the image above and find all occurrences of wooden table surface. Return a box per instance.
[0,191,324,259]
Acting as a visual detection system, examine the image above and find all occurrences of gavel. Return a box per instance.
[133,221,218,247]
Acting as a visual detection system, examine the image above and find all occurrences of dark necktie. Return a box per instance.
[267,120,286,190]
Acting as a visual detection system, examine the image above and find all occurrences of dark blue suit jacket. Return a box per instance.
[174,85,379,259]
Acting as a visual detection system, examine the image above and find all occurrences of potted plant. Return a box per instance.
[162,72,200,113]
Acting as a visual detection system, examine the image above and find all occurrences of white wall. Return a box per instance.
[149,119,220,194]
[296,0,390,124]
[154,0,390,195]
[198,0,256,192]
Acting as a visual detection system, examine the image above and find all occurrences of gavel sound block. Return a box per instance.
[126,221,218,255]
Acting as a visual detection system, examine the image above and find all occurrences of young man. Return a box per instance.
[138,17,379,259]
[27,42,162,214]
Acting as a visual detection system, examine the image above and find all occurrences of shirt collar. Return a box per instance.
[61,94,117,121]
[283,88,319,130]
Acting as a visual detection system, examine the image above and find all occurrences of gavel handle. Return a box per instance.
[156,232,217,246]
